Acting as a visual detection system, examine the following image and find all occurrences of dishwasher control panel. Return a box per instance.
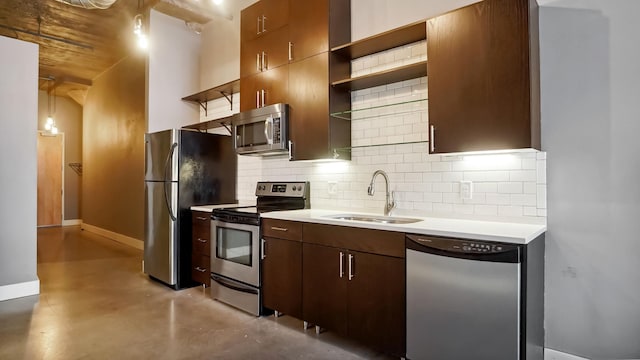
[406,234,521,262]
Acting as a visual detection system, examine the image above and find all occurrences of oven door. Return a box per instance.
[211,220,260,287]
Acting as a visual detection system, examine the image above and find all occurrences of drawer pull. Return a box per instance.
[271,226,288,232]
[197,238,208,243]
[196,216,208,221]
[195,267,207,273]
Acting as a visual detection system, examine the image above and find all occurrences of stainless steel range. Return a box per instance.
[210,181,309,316]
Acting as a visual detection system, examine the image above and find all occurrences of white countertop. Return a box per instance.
[261,209,546,244]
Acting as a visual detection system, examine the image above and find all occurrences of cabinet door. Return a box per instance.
[240,65,289,111]
[191,253,210,285]
[262,237,302,318]
[347,251,405,356]
[288,53,331,160]
[302,243,348,335]
[427,0,537,153]
[289,0,328,62]
[241,0,289,43]
[241,26,290,78]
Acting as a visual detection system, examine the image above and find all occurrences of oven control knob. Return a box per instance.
[293,186,298,191]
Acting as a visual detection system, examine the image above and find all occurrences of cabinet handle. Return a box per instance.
[339,251,344,278]
[430,125,435,152]
[348,254,354,280]
[195,267,207,273]
[261,238,266,260]
[288,140,293,161]
[196,238,207,243]
[262,51,267,70]
[196,216,208,221]
[257,16,261,35]
[262,15,267,33]
[256,53,261,71]
[256,90,260,108]
[270,226,288,232]
[288,42,293,61]
[261,89,265,107]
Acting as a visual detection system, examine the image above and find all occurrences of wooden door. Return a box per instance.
[347,250,405,356]
[288,53,331,160]
[241,26,290,78]
[427,0,537,153]
[240,0,289,43]
[289,0,328,62]
[37,133,63,227]
[262,237,302,318]
[240,66,289,111]
[302,243,347,335]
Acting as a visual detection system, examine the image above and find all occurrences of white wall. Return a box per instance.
[351,0,478,40]
[199,0,255,91]
[147,10,202,132]
[0,36,39,300]
[540,1,640,358]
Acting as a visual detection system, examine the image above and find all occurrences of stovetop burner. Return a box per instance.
[212,181,309,225]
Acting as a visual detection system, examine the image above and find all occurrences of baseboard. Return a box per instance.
[62,219,82,226]
[0,280,40,302]
[80,223,143,250]
[545,348,590,360]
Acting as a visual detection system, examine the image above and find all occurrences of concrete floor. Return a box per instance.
[0,226,394,360]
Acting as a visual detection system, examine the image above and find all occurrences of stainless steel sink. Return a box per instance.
[325,214,422,224]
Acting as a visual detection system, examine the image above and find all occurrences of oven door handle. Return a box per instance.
[211,274,259,295]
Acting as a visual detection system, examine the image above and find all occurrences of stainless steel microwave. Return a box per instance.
[232,103,289,156]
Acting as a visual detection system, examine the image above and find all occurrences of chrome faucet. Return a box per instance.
[367,170,395,216]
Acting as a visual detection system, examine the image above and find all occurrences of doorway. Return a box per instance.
[37,132,63,227]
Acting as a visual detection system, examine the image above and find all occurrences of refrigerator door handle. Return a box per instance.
[163,143,178,221]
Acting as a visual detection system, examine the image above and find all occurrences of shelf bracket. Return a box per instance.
[221,123,232,135]
[220,91,233,111]
[198,101,208,117]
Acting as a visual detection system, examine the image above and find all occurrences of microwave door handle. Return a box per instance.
[264,117,273,145]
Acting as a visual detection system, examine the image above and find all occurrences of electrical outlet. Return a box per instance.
[460,181,473,200]
[328,181,338,195]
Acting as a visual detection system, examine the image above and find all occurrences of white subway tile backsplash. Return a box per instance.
[226,42,546,221]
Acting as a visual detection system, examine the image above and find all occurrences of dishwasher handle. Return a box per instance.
[406,234,521,263]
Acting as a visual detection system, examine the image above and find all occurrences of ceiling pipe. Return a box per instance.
[53,0,117,10]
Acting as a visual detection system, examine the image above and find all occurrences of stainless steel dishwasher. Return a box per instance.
[406,233,545,360]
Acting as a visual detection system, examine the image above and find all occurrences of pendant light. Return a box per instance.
[133,0,148,50]
[45,78,59,135]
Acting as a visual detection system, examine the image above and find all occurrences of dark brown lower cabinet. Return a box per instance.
[302,243,348,335]
[262,236,302,318]
[302,243,405,356]
[346,250,405,356]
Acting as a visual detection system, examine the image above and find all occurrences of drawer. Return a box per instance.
[192,225,210,242]
[192,235,211,256]
[192,211,211,228]
[191,253,210,286]
[262,219,303,241]
[303,223,405,258]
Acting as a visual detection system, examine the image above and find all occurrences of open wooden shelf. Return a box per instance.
[181,79,240,116]
[331,60,427,92]
[182,114,236,133]
[331,20,426,59]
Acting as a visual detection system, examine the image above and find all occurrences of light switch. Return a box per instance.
[460,181,473,200]
[328,181,338,195]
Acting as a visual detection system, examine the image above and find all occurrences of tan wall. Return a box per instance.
[82,55,146,241]
[38,91,83,220]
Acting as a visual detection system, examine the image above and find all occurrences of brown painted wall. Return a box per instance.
[82,55,146,241]
[38,91,83,220]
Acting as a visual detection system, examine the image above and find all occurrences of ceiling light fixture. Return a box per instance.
[133,13,148,49]
[44,78,59,135]
[212,0,223,5]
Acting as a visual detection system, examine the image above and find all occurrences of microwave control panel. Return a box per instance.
[273,117,281,143]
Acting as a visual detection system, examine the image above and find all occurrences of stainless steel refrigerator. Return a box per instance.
[144,129,237,289]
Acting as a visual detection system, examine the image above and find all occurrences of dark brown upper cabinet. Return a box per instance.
[427,0,540,153]
[239,0,351,161]
[240,0,289,43]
